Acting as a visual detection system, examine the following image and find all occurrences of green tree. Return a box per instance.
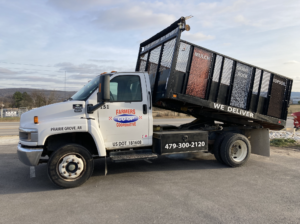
[21,92,33,108]
[12,91,23,107]
[298,101,300,104]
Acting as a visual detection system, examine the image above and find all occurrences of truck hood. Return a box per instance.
[20,101,86,129]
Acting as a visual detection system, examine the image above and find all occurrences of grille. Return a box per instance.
[260,71,271,98]
[230,63,253,109]
[220,58,234,85]
[148,45,162,90]
[186,47,213,98]
[267,75,287,118]
[138,52,148,72]
[212,55,223,82]
[160,38,176,72]
[252,69,261,94]
[148,45,162,75]
[175,42,191,73]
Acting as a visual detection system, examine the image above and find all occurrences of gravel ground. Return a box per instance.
[0,141,300,224]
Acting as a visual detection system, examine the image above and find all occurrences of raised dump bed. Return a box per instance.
[135,17,293,130]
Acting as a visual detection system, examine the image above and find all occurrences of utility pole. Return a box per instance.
[65,71,66,99]
[0,104,4,118]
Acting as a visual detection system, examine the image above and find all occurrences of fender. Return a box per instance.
[39,119,88,146]
[40,119,106,156]
[88,119,106,156]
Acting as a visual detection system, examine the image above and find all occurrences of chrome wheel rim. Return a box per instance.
[230,140,247,162]
[57,153,85,180]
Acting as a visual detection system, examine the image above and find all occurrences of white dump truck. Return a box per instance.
[17,17,293,188]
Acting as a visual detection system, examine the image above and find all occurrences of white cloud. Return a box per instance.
[0,67,18,75]
[234,14,260,27]
[234,15,246,23]
[55,62,103,74]
[183,32,215,42]
[89,59,115,63]
[284,60,299,64]
[54,62,131,77]
[47,0,126,11]
[92,6,176,31]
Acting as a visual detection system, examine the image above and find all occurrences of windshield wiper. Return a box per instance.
[63,97,73,102]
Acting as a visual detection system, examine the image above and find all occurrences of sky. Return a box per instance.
[0,0,299,92]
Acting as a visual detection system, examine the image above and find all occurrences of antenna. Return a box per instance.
[184,15,193,20]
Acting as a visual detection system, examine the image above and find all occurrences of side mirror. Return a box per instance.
[97,74,110,103]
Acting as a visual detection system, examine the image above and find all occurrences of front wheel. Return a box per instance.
[220,133,251,167]
[47,144,94,188]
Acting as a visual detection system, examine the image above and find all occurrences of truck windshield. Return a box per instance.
[71,76,99,101]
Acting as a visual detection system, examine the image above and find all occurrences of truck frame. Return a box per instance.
[17,17,293,188]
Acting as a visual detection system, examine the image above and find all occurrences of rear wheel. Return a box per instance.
[213,132,233,164]
[47,144,94,188]
[220,133,251,167]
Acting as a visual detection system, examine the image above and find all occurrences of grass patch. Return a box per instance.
[288,105,300,115]
[0,117,20,122]
[270,138,299,147]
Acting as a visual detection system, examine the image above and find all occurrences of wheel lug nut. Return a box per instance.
[72,159,74,162]
[78,167,81,170]
[77,162,79,164]
[75,173,77,175]
[63,171,66,174]
[62,166,65,168]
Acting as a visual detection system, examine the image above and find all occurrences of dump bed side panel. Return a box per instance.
[136,18,293,129]
[173,41,292,120]
[136,19,182,102]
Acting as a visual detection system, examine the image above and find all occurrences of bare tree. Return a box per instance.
[46,90,58,105]
[31,90,46,107]
[0,95,14,108]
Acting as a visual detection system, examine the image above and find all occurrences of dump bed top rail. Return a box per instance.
[135,17,293,130]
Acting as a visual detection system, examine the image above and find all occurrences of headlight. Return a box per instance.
[19,128,38,142]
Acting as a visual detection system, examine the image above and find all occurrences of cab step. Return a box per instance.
[110,149,158,163]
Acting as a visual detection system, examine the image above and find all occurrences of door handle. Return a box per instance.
[148,92,152,109]
[143,104,147,114]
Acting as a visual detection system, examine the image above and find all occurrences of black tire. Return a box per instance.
[47,144,94,188]
[220,133,251,167]
[213,132,233,164]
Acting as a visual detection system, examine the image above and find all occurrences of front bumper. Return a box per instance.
[17,143,43,166]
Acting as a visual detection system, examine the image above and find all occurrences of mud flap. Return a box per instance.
[244,128,270,157]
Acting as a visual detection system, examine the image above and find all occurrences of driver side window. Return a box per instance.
[110,75,142,102]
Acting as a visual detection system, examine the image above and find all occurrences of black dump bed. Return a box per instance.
[135,17,293,130]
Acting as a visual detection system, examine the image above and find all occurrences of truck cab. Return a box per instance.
[18,72,156,187]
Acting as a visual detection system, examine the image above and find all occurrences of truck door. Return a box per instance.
[98,73,150,149]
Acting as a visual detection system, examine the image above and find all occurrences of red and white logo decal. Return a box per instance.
[113,109,139,127]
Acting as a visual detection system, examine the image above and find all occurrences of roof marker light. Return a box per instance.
[34,116,39,124]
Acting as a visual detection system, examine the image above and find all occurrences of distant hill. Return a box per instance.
[0,88,76,101]
[291,92,300,98]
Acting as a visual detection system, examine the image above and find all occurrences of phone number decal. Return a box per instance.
[164,141,205,149]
